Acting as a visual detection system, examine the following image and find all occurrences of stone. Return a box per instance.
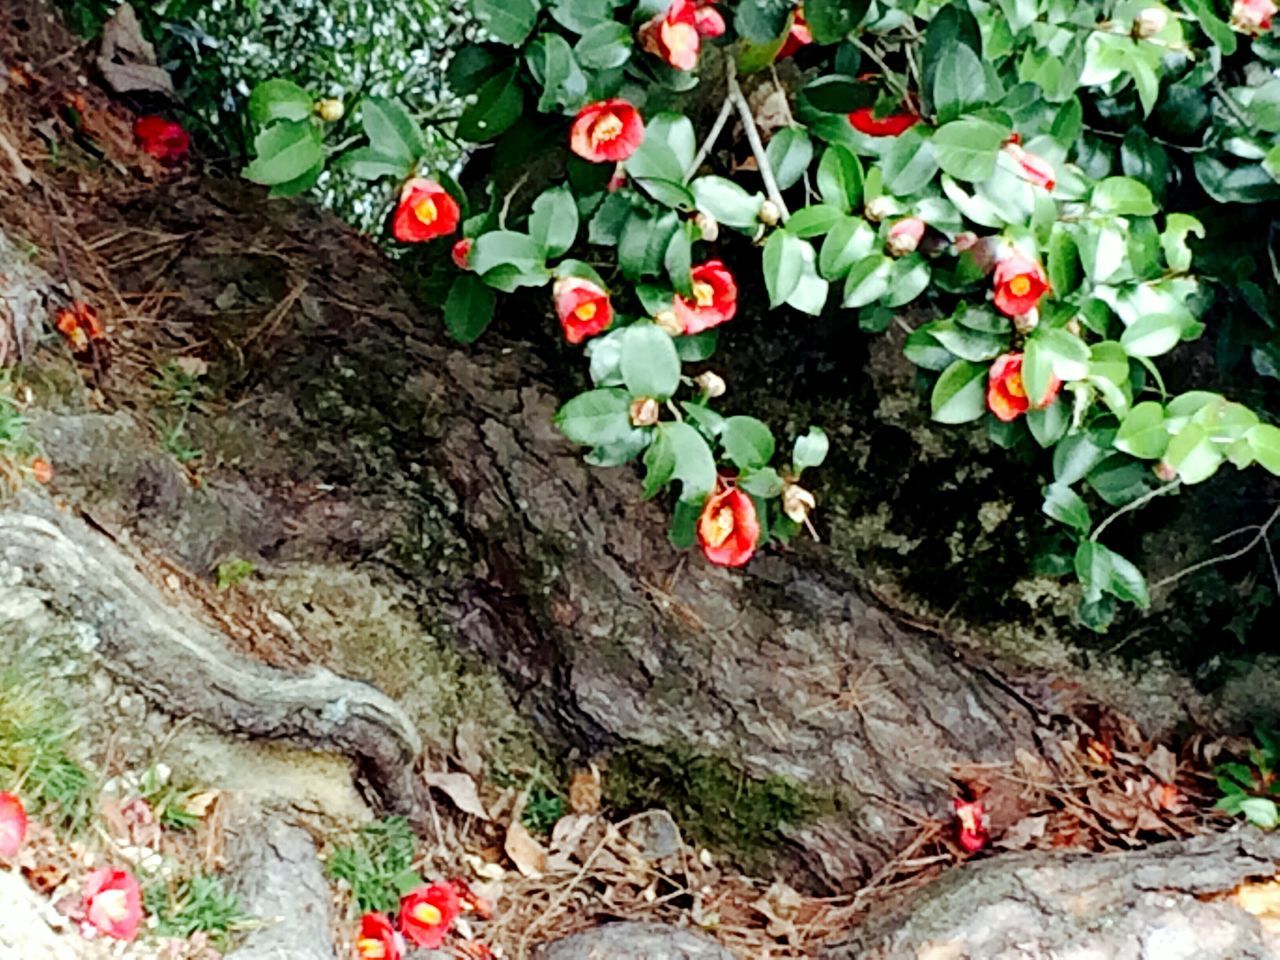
[535,922,737,960]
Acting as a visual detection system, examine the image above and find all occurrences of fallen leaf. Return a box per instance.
[995,814,1048,850]
[96,4,174,95]
[568,766,602,815]
[504,820,547,878]
[1144,744,1178,784]
[454,722,487,779]
[424,771,491,822]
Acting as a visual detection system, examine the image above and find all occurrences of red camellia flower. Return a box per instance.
[392,179,460,243]
[953,798,989,853]
[570,99,645,163]
[697,486,760,568]
[776,8,813,59]
[451,238,473,270]
[554,277,613,344]
[1232,0,1277,32]
[640,0,704,71]
[356,912,402,960]
[848,108,920,137]
[886,217,926,257]
[133,115,189,162]
[694,1,726,38]
[1003,143,1055,191]
[986,352,1061,422]
[673,260,738,334]
[82,868,143,941]
[0,792,27,858]
[55,301,105,353]
[399,883,460,950]
[992,251,1049,317]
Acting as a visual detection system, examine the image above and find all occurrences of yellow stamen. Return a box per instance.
[413,903,443,926]
[413,197,438,225]
[703,507,735,548]
[692,281,715,307]
[1009,275,1031,297]
[575,301,598,321]
[1006,372,1027,399]
[357,939,387,959]
[592,113,624,145]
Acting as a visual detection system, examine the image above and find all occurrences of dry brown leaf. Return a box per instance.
[1144,744,1178,784]
[996,814,1048,850]
[96,3,174,95]
[504,820,548,878]
[454,721,487,779]
[568,766,602,815]
[425,771,491,821]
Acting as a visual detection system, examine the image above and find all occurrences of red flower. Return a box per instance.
[554,277,613,344]
[953,799,989,853]
[452,238,473,270]
[1003,143,1055,191]
[848,108,919,137]
[82,868,143,941]
[55,301,105,353]
[640,0,704,71]
[134,115,189,162]
[0,792,27,858]
[356,912,402,960]
[694,4,726,37]
[673,260,738,334]
[992,251,1049,317]
[570,99,645,163]
[30,458,55,485]
[1233,0,1277,32]
[399,883,460,950]
[392,179,460,243]
[698,486,760,568]
[776,8,813,59]
[886,217,926,257]
[986,352,1061,422]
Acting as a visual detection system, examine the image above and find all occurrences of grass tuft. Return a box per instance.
[327,816,422,914]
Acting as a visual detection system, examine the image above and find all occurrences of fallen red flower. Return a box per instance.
[399,882,460,950]
[356,912,402,960]
[55,301,105,353]
[82,867,142,941]
[953,798,989,852]
[133,115,189,162]
[0,792,27,858]
[570,99,645,163]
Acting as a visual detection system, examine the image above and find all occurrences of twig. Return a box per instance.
[1151,503,1280,591]
[498,172,530,230]
[1090,480,1181,542]
[726,61,790,221]
[686,96,734,179]
[850,35,909,101]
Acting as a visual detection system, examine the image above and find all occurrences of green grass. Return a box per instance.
[521,782,566,835]
[144,873,250,947]
[136,764,204,832]
[152,362,210,465]
[327,816,423,913]
[0,668,96,831]
[215,558,256,591]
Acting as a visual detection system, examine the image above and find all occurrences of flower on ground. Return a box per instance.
[392,179,460,243]
[986,352,1061,422]
[640,0,708,71]
[569,99,645,163]
[55,301,105,353]
[1232,0,1277,33]
[954,798,989,852]
[673,260,738,334]
[356,912,402,960]
[697,485,760,567]
[992,251,1049,317]
[1003,142,1056,191]
[776,8,813,59]
[30,458,55,485]
[82,868,143,941]
[554,277,613,344]
[399,882,460,950]
[133,116,189,162]
[848,108,919,137]
[451,238,473,270]
[0,792,27,858]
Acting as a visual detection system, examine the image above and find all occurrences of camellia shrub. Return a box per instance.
[240,0,1280,630]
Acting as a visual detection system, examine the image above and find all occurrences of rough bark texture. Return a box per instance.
[826,830,1280,959]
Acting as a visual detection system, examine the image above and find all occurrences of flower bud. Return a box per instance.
[1013,308,1039,335]
[758,199,781,226]
[630,396,661,427]
[953,231,980,254]
[1154,461,1178,482]
[782,483,816,523]
[694,211,719,243]
[886,217,926,257]
[654,310,684,336]
[607,163,627,193]
[1065,318,1082,337]
[315,98,345,123]
[695,371,726,398]
[1135,6,1169,37]
[865,196,895,223]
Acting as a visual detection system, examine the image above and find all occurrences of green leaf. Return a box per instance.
[621,323,681,399]
[1025,328,1090,403]
[766,127,814,191]
[1240,798,1280,829]
[1161,213,1204,273]
[444,274,497,344]
[1055,431,1111,485]
[626,133,686,184]
[555,388,632,446]
[549,0,617,33]
[1047,223,1080,295]
[658,421,717,501]
[735,0,793,43]
[1165,423,1224,484]
[677,330,718,361]
[1115,402,1169,459]
[529,185,579,258]
[722,416,776,470]
[588,192,634,245]
[817,145,863,212]
[930,118,1009,182]
[1026,401,1069,447]
[244,120,324,186]
[739,467,785,497]
[447,46,506,96]
[530,34,584,112]
[472,0,540,44]
[267,159,324,198]
[669,498,701,547]
[1106,547,1151,608]
[763,230,807,308]
[1043,483,1092,533]
[457,68,524,142]
[820,217,875,279]
[1090,177,1158,217]
[1075,541,1111,604]
[928,319,1007,362]
[931,359,988,424]
[249,79,313,124]
[647,114,697,173]
[787,205,844,238]
[361,96,424,163]
[931,44,986,124]
[843,254,892,307]
[804,0,871,43]
[882,130,940,196]
[586,428,651,467]
[575,21,632,68]
[691,176,763,229]
[1120,313,1182,358]
[642,426,676,497]
[472,231,547,276]
[793,426,829,472]
[338,147,412,181]
[1246,424,1280,474]
[665,223,693,295]
[885,256,930,308]
[1182,0,1237,54]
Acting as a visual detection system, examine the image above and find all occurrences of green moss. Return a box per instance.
[605,744,829,868]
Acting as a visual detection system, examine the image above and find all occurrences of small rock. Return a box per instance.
[536,923,735,960]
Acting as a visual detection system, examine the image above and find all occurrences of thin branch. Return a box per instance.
[686,96,734,180]
[498,172,530,230]
[1090,480,1181,542]
[1151,504,1280,592]
[726,60,790,221]
[849,35,909,101]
